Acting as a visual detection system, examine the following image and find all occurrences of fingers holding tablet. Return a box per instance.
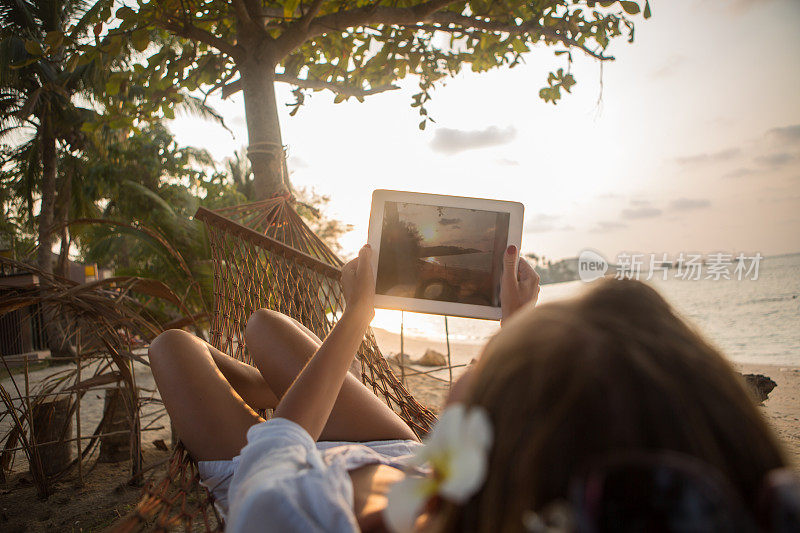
[341,245,375,320]
[500,245,539,323]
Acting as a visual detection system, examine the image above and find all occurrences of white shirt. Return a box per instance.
[225,418,421,533]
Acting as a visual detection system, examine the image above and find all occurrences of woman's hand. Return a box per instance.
[341,244,375,323]
[500,245,540,324]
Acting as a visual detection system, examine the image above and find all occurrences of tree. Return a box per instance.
[0,0,114,276]
[116,0,650,199]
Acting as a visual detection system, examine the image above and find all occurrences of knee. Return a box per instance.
[245,309,289,345]
[148,329,197,369]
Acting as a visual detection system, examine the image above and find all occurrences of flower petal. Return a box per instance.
[438,444,488,503]
[461,406,493,451]
[385,477,430,533]
[426,403,465,452]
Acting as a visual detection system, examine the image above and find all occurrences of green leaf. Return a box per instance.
[644,0,652,19]
[619,1,641,15]
[116,6,136,20]
[106,78,121,96]
[284,0,300,18]
[65,54,80,72]
[132,29,149,52]
[333,94,346,104]
[44,31,64,51]
[418,120,426,130]
[24,40,43,56]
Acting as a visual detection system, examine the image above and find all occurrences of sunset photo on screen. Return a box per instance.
[376,202,510,306]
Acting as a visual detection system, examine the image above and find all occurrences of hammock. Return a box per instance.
[114,197,438,532]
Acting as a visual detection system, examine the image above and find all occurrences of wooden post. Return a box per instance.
[445,316,453,386]
[399,311,405,385]
[30,393,73,476]
[98,386,137,463]
[75,331,83,485]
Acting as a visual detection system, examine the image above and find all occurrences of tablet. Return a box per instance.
[367,190,524,320]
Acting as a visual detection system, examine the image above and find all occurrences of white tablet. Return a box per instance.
[367,190,524,320]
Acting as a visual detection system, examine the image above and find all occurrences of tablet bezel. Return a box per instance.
[367,189,524,321]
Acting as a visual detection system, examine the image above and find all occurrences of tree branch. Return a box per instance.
[158,18,242,60]
[276,2,610,62]
[220,74,399,100]
[231,0,264,36]
[300,0,326,30]
[420,12,612,60]
[275,0,460,59]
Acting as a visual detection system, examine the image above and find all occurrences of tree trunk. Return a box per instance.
[36,116,57,276]
[56,170,71,278]
[239,57,290,199]
[36,115,74,358]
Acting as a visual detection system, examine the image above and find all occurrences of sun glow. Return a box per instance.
[419,223,436,240]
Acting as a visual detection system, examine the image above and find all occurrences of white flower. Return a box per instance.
[384,404,493,533]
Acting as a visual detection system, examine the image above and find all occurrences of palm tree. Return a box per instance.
[0,0,110,275]
[0,0,116,355]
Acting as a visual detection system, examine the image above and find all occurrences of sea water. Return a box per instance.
[371,253,800,367]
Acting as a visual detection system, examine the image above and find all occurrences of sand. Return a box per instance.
[1,357,172,532]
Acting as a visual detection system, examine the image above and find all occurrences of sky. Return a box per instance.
[169,0,800,263]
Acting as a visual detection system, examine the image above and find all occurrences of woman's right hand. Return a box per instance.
[341,244,375,323]
[500,245,540,324]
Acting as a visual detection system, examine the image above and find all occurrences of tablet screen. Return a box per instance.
[376,201,510,307]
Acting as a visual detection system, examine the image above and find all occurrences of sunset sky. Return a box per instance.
[170,0,800,263]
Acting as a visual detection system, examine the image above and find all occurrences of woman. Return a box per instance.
[150,244,792,532]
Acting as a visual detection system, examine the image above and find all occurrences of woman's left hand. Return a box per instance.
[341,244,375,322]
[500,245,540,324]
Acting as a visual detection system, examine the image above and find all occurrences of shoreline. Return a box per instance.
[372,327,800,467]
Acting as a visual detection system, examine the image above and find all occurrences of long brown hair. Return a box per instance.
[436,278,787,532]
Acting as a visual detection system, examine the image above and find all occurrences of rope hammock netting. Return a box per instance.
[113,196,438,532]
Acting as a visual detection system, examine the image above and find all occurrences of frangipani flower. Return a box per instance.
[384,404,493,533]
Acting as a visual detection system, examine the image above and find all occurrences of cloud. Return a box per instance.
[629,199,652,207]
[590,221,628,233]
[766,124,800,144]
[675,148,741,166]
[621,206,663,219]
[596,192,623,200]
[650,55,686,80]
[669,198,711,211]
[754,152,797,168]
[524,214,572,233]
[430,126,517,155]
[495,158,520,166]
[288,155,309,168]
[726,0,777,14]
[438,217,461,226]
[723,167,756,179]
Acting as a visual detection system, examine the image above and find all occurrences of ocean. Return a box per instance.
[371,253,800,367]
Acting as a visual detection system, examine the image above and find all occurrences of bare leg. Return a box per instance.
[150,311,418,460]
[245,309,418,443]
[149,330,272,461]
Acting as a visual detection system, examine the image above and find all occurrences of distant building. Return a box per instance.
[534,257,580,284]
[0,252,109,359]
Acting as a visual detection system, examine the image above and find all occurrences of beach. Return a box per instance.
[2,328,797,531]
[373,328,800,468]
